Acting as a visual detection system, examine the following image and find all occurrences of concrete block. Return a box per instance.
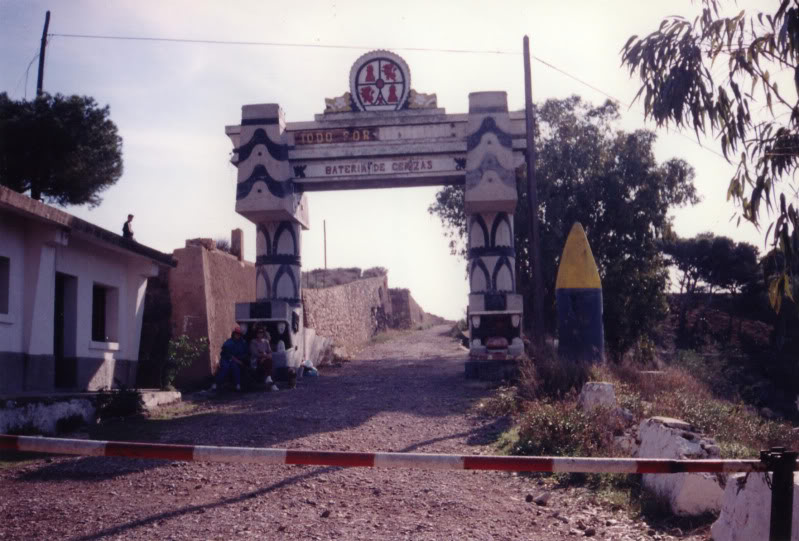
[0,398,95,435]
[711,472,799,541]
[139,390,181,412]
[636,416,724,516]
[577,382,618,411]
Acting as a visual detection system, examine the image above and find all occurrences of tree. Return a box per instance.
[0,92,123,207]
[430,96,698,360]
[662,234,712,297]
[621,0,799,310]
[663,233,760,338]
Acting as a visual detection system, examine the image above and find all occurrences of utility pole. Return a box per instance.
[524,36,544,347]
[36,11,51,97]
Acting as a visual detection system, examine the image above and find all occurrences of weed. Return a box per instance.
[518,343,591,401]
[475,387,521,417]
[95,381,144,422]
[5,421,39,436]
[55,413,86,434]
[370,330,412,344]
[593,363,799,457]
[511,401,624,458]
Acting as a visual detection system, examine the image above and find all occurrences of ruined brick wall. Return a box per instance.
[389,288,425,329]
[164,254,397,383]
[302,275,391,357]
[169,242,255,387]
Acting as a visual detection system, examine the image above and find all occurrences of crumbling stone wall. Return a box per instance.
[389,288,425,329]
[302,275,391,357]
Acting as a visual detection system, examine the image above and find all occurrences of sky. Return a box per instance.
[0,0,780,321]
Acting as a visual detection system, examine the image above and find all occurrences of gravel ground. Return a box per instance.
[0,325,709,540]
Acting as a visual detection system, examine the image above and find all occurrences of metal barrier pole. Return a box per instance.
[762,447,797,541]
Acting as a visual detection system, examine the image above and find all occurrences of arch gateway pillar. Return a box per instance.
[228,104,309,376]
[226,51,526,379]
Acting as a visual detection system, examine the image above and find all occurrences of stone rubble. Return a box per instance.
[636,416,725,516]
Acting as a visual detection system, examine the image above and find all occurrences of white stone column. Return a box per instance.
[464,92,524,361]
[230,104,309,374]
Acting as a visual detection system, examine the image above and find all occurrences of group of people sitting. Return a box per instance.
[209,325,279,392]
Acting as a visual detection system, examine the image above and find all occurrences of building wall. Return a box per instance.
[170,243,255,387]
[0,212,157,393]
[0,215,26,391]
[302,275,391,357]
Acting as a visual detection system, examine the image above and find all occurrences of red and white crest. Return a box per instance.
[349,51,411,112]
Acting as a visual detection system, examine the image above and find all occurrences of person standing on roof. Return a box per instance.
[122,214,134,240]
[210,326,248,392]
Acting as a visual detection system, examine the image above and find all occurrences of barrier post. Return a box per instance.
[762,447,798,541]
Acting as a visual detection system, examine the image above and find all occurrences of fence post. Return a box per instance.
[762,447,798,541]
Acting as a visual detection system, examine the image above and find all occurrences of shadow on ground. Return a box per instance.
[10,344,506,485]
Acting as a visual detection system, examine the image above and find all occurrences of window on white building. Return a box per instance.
[0,256,9,314]
[91,283,119,343]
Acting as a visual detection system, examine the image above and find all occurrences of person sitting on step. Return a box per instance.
[250,326,278,391]
[210,326,248,392]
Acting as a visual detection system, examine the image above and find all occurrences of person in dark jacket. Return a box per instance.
[210,326,248,391]
[122,214,134,239]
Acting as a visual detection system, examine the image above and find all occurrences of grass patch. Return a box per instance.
[591,363,799,457]
[474,386,521,417]
[370,329,413,344]
[511,401,625,457]
[147,401,198,421]
[0,451,49,470]
[480,344,797,524]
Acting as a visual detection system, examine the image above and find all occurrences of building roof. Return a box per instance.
[0,186,176,267]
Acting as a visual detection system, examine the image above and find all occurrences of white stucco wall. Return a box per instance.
[0,215,25,352]
[0,211,159,392]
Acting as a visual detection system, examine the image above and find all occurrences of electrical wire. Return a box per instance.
[47,31,731,162]
[49,33,518,55]
[12,51,40,100]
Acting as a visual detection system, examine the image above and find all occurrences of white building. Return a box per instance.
[0,186,174,393]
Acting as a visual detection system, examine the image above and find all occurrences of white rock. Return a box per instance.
[0,399,95,435]
[711,472,799,541]
[614,432,639,455]
[636,416,724,516]
[577,382,617,411]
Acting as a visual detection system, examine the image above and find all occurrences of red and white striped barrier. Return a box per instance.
[0,434,772,474]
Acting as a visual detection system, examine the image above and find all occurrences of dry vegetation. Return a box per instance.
[482,346,798,462]
[302,266,387,289]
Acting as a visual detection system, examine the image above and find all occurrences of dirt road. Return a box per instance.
[0,326,698,540]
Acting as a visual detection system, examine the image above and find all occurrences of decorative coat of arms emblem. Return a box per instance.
[348,51,411,112]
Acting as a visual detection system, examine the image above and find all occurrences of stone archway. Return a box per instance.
[227,50,527,376]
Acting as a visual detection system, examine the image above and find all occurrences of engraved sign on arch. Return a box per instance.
[349,50,411,112]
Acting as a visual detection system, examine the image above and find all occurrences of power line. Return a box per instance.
[12,51,40,99]
[49,33,518,55]
[48,31,730,162]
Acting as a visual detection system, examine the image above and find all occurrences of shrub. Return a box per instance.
[163,335,209,390]
[95,381,144,421]
[475,386,521,417]
[511,401,623,457]
[593,362,799,457]
[518,343,591,401]
[215,238,232,254]
[362,266,387,278]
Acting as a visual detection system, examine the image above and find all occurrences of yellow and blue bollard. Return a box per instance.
[555,223,604,363]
